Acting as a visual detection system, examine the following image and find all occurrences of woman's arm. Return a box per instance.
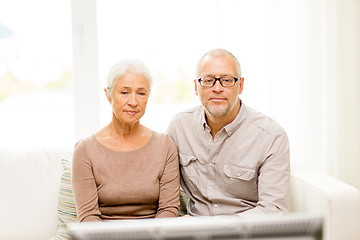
[72,141,102,222]
[156,137,180,218]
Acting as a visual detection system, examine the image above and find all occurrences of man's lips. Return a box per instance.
[209,97,227,102]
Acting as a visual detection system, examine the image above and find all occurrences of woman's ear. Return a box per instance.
[104,88,111,103]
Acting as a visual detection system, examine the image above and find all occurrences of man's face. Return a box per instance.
[195,54,244,118]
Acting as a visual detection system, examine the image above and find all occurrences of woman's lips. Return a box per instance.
[125,110,138,115]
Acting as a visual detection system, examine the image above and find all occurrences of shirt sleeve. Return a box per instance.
[156,137,180,218]
[72,141,102,222]
[239,132,290,216]
[166,116,177,142]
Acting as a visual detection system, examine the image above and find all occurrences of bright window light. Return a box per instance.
[0,0,73,148]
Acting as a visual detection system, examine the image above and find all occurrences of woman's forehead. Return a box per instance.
[114,72,150,89]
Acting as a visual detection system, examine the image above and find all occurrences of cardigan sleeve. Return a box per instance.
[156,136,180,218]
[72,140,102,222]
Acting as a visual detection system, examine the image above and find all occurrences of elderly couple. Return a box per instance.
[72,48,290,221]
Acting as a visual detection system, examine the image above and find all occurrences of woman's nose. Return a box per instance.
[128,93,138,106]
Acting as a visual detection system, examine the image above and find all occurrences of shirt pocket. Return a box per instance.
[224,164,255,181]
[179,153,200,189]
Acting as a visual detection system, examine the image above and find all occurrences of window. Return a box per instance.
[0,0,73,148]
[97,0,220,132]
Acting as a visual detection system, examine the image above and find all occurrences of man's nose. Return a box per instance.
[212,80,223,91]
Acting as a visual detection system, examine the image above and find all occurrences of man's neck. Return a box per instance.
[205,100,241,139]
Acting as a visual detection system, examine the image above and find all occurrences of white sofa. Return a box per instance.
[1,148,360,240]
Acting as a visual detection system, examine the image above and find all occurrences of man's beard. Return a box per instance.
[205,103,230,117]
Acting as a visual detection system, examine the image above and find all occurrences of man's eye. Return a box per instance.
[121,91,129,95]
[138,92,146,96]
[203,78,214,83]
[222,77,233,82]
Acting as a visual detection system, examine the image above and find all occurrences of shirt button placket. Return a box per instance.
[211,134,225,215]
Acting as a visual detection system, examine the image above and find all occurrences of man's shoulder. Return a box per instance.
[245,106,286,136]
[171,105,203,123]
[167,105,203,138]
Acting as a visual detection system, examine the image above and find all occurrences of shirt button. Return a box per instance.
[214,204,218,208]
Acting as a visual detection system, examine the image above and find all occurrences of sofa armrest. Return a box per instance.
[290,170,360,240]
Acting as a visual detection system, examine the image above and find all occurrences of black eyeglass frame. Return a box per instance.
[197,76,239,87]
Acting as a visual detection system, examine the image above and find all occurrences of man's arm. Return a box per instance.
[239,132,290,215]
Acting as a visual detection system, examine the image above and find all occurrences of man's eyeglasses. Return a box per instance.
[197,76,239,87]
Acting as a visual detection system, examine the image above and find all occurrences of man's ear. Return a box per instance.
[238,77,244,95]
[194,79,198,96]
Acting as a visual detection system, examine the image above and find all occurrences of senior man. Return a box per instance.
[167,48,290,216]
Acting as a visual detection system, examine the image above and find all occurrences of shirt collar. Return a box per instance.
[201,109,209,131]
[201,100,248,136]
[224,100,248,136]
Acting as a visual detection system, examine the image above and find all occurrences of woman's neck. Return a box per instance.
[96,120,152,152]
[110,117,142,138]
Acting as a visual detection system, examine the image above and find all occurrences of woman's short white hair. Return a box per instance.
[106,59,153,98]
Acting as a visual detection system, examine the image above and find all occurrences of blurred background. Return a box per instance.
[0,0,359,190]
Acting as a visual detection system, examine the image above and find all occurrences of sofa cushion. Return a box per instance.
[58,159,77,226]
[179,188,189,216]
[50,158,77,240]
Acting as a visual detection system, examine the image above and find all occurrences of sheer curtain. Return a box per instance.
[71,0,360,189]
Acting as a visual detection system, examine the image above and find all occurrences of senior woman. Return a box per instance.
[72,59,180,222]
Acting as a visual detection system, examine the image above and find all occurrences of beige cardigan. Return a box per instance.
[72,132,180,221]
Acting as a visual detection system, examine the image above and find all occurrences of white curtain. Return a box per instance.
[215,0,360,189]
[71,0,360,189]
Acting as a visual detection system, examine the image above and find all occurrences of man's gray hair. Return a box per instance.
[106,59,153,98]
[196,48,242,78]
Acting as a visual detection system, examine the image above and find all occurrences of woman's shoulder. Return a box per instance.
[74,134,97,152]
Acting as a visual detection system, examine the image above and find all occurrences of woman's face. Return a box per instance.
[108,71,150,126]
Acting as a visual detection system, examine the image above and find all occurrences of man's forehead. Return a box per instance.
[200,54,237,72]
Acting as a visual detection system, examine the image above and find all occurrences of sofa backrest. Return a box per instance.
[0,148,73,240]
[2,148,360,240]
